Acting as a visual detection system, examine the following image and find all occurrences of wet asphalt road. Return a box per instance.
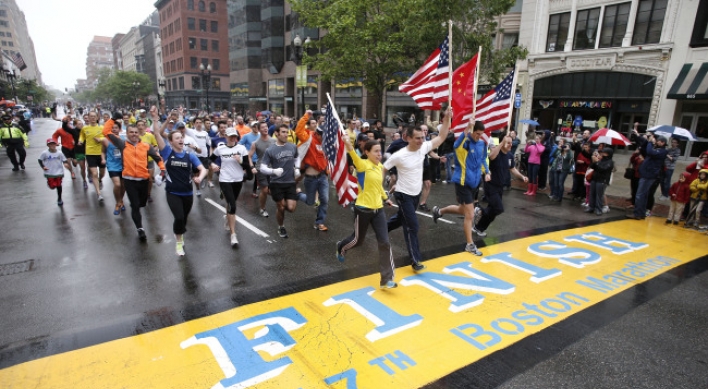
[0,117,707,388]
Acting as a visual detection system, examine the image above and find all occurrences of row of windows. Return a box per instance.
[164,76,221,92]
[187,0,217,13]
[160,0,179,21]
[187,18,218,33]
[0,21,8,28]
[164,57,221,75]
[162,18,182,39]
[0,31,11,37]
[547,0,667,52]
[1,40,13,47]
[187,38,219,52]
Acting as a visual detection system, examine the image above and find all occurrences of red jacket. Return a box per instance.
[669,174,691,204]
[574,151,591,175]
[685,151,708,183]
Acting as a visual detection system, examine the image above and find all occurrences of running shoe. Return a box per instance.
[230,233,239,248]
[196,189,201,197]
[602,205,610,214]
[176,241,185,256]
[137,228,147,241]
[11,166,19,171]
[418,203,431,212]
[121,203,126,211]
[336,241,345,262]
[314,199,320,207]
[412,263,426,271]
[20,163,25,170]
[380,280,398,289]
[251,192,259,198]
[99,181,103,190]
[278,226,288,238]
[98,194,104,202]
[88,177,92,184]
[314,224,328,231]
[472,226,487,237]
[432,206,441,224]
[200,179,207,189]
[57,200,63,206]
[473,206,483,226]
[465,243,483,256]
[83,181,88,190]
[208,181,215,188]
[259,209,269,217]
[114,204,121,215]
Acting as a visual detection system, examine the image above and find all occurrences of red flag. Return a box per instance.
[450,54,479,137]
[322,102,358,206]
[399,37,450,110]
[475,69,515,134]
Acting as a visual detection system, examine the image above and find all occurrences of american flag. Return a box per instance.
[322,102,358,206]
[398,37,450,110]
[12,53,27,71]
[475,69,515,134]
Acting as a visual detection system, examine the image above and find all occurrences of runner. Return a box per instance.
[185,117,211,197]
[52,116,78,179]
[210,128,250,248]
[78,111,107,201]
[151,107,207,256]
[72,118,88,188]
[249,121,276,217]
[103,123,165,241]
[99,121,126,215]
[38,138,67,206]
[137,119,158,202]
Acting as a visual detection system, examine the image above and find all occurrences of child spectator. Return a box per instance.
[38,138,68,206]
[685,169,708,229]
[666,172,691,225]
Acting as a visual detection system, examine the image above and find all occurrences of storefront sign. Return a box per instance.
[566,56,615,71]
[559,101,613,109]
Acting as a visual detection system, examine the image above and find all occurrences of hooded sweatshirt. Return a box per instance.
[590,149,615,184]
[689,169,708,201]
[669,172,692,204]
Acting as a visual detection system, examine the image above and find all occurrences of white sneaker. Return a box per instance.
[230,233,239,248]
[602,205,610,214]
[259,208,269,217]
[176,241,185,256]
[97,194,104,202]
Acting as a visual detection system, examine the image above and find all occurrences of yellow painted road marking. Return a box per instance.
[1,219,706,388]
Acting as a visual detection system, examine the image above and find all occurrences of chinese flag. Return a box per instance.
[450,54,478,136]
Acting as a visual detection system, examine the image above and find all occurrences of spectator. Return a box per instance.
[660,138,681,200]
[628,135,668,219]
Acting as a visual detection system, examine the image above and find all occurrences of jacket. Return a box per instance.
[638,142,668,179]
[574,150,591,175]
[525,142,545,165]
[590,154,614,185]
[669,173,691,204]
[689,170,708,201]
[453,132,488,188]
[294,114,328,173]
[551,148,574,173]
[0,123,28,146]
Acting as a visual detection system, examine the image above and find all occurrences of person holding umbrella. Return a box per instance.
[628,134,668,220]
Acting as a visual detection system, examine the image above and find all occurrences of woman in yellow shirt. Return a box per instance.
[336,134,397,289]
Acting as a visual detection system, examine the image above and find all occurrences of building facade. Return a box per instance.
[156,0,230,112]
[517,0,707,158]
[0,0,41,84]
[85,36,114,87]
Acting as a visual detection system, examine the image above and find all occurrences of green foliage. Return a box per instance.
[290,0,528,114]
[94,70,153,106]
[13,78,53,104]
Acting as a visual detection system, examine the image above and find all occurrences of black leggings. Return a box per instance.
[123,179,149,229]
[220,181,243,214]
[166,192,194,234]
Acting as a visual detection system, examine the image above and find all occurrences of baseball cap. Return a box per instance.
[46,138,57,145]
[362,122,370,128]
[225,128,239,137]
[175,121,186,128]
[357,133,369,142]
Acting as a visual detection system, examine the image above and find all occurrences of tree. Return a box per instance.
[14,78,53,105]
[94,70,153,107]
[290,0,527,118]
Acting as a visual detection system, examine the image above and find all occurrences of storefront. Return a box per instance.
[666,62,708,158]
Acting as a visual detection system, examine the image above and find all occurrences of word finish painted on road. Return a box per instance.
[1,220,706,389]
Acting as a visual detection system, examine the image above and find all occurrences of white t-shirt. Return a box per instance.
[383,141,433,196]
[182,134,198,154]
[39,149,67,177]
[186,128,210,158]
[213,143,248,182]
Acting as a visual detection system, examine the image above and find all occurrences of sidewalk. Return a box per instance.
[509,149,694,218]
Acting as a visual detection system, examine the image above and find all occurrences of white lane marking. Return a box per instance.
[389,204,455,224]
[204,197,271,238]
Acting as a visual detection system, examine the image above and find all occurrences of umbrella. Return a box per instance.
[647,125,696,141]
[589,128,631,146]
[0,99,15,107]
[519,119,540,126]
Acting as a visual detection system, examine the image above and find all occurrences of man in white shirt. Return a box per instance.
[384,108,451,271]
[186,118,211,196]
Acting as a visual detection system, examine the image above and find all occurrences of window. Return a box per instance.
[573,8,601,50]
[171,60,176,72]
[201,58,209,67]
[210,2,216,13]
[190,57,198,69]
[501,33,519,49]
[179,77,184,90]
[1,41,6,47]
[188,18,195,30]
[168,23,173,36]
[175,18,181,32]
[177,58,183,70]
[212,78,221,91]
[0,32,5,37]
[201,38,208,51]
[1,20,10,27]
[600,2,631,48]
[6,32,10,37]
[212,40,219,52]
[7,41,12,47]
[212,59,220,71]
[199,19,207,32]
[176,38,182,51]
[211,21,218,33]
[690,0,708,47]
[547,12,571,52]
[0,10,6,17]
[169,42,175,55]
[189,38,196,49]
[198,1,205,12]
[187,0,194,10]
[192,76,201,89]
[172,78,177,91]
[632,0,667,45]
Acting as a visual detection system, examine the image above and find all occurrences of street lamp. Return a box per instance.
[292,35,311,116]
[200,63,211,112]
[132,81,141,108]
[158,79,166,114]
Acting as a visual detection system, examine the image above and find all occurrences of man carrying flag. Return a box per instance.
[322,101,358,206]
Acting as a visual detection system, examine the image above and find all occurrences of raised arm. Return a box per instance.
[431,107,451,149]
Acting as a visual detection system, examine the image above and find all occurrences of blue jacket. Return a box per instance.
[452,133,488,188]
[639,142,668,179]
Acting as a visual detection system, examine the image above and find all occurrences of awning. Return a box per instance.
[667,62,708,100]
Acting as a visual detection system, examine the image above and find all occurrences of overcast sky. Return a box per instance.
[16,0,157,91]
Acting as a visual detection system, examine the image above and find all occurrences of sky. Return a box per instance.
[16,0,158,91]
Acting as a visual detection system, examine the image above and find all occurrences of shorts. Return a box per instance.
[86,155,106,168]
[256,172,270,189]
[75,153,86,161]
[199,157,209,169]
[147,160,155,170]
[61,147,75,159]
[269,182,298,202]
[47,177,62,189]
[455,183,477,205]
[422,165,432,181]
[108,170,123,178]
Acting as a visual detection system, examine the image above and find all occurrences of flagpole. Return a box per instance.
[447,20,453,108]
[326,92,344,134]
[506,64,519,135]
[471,46,482,122]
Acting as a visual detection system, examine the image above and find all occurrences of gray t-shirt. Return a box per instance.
[253,137,276,167]
[261,142,298,184]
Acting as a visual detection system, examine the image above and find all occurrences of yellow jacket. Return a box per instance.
[689,170,708,200]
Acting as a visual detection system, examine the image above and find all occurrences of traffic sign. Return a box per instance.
[514,93,522,108]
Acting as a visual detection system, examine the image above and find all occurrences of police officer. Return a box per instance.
[0,113,28,171]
